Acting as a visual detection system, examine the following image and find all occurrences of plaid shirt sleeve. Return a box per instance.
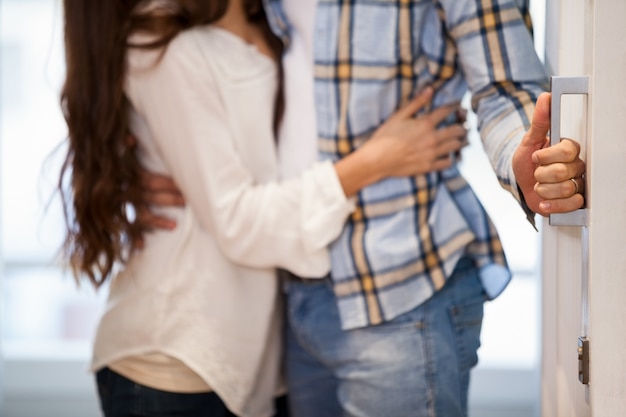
[434,0,549,219]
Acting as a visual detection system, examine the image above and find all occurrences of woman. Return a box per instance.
[59,0,467,416]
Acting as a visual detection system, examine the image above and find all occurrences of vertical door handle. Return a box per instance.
[550,77,592,386]
[549,76,589,227]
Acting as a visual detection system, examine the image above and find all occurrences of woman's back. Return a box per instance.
[93,25,285,417]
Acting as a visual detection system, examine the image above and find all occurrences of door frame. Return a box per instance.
[541,0,626,415]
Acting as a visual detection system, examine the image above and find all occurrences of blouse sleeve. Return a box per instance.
[125,30,355,277]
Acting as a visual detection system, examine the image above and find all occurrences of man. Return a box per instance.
[143,0,585,415]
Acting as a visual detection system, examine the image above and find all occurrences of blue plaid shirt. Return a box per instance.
[264,0,548,330]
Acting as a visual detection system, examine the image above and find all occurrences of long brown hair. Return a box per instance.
[59,0,284,288]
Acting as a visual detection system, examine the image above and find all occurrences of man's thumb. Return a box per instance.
[525,92,551,146]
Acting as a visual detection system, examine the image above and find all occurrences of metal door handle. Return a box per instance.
[549,76,589,227]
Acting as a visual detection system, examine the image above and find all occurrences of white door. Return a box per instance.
[541,0,626,416]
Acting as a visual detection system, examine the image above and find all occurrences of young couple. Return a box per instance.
[59,0,585,416]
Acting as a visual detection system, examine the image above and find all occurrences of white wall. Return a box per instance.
[0,0,5,409]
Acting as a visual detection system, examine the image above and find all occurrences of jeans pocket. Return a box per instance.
[448,297,484,373]
[366,305,425,332]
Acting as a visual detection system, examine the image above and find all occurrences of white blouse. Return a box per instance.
[91,26,354,417]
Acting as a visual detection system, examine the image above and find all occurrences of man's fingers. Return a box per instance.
[534,159,585,183]
[532,138,581,165]
[534,177,585,200]
[139,169,177,190]
[538,193,585,215]
[126,133,138,149]
[525,92,551,148]
[133,236,145,250]
[392,86,434,119]
[140,170,184,194]
[142,190,185,207]
[136,207,177,230]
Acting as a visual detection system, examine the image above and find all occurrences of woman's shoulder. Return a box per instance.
[183,26,277,80]
[128,25,275,81]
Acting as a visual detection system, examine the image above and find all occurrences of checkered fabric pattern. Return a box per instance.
[264,0,548,330]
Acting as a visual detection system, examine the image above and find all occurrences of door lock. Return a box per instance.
[578,336,590,385]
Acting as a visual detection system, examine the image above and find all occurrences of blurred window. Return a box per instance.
[1,0,104,360]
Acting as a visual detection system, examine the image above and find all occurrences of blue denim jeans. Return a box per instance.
[283,257,485,417]
[96,367,290,417]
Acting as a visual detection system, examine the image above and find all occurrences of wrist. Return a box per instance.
[334,147,382,197]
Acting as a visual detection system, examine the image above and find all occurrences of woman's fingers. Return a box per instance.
[436,124,466,141]
[427,102,461,126]
[391,87,434,120]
